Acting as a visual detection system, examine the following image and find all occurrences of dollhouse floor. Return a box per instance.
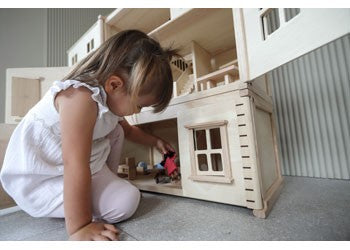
[0,176,349,241]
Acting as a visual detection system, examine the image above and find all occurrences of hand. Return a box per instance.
[155,138,175,154]
[69,222,120,241]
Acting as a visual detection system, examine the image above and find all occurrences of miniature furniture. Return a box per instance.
[5,8,349,218]
[116,157,136,180]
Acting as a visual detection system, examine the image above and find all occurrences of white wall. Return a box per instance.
[0,9,47,123]
[0,8,113,123]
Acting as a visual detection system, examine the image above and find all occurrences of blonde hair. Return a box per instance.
[63,30,179,112]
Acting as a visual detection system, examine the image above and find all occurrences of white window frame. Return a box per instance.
[185,120,233,183]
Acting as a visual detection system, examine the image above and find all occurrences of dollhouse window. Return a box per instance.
[87,39,95,53]
[261,8,280,39]
[186,120,232,183]
[71,54,78,65]
[260,8,301,40]
[284,8,300,22]
[90,39,94,50]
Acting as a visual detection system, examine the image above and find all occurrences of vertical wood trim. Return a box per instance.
[232,9,249,82]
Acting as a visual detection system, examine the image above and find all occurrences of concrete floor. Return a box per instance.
[0,176,349,241]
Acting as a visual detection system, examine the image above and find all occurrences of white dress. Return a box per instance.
[0,80,122,217]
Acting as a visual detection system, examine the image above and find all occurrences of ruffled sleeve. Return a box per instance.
[50,80,110,119]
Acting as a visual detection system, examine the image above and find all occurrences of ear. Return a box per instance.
[104,75,124,94]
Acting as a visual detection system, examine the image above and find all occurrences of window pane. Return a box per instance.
[211,154,223,171]
[194,130,207,150]
[284,8,300,22]
[91,39,94,50]
[263,8,280,37]
[197,154,208,171]
[210,128,221,149]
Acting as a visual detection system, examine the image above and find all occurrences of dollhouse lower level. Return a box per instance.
[120,81,283,219]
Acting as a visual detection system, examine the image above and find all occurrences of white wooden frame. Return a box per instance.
[185,120,233,183]
[241,8,350,80]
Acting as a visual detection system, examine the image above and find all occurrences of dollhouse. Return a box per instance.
[3,9,349,218]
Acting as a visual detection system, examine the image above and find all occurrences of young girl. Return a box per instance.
[0,30,178,240]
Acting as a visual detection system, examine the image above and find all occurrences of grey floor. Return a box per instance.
[0,176,349,241]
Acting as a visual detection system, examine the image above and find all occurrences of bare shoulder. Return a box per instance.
[56,86,98,149]
[54,86,97,115]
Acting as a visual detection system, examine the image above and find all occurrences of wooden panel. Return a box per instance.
[192,41,212,79]
[235,97,264,209]
[243,8,350,80]
[212,48,237,71]
[196,65,239,85]
[124,81,244,126]
[178,97,249,207]
[106,8,170,34]
[11,77,40,117]
[232,9,250,82]
[253,108,278,195]
[149,9,236,57]
[6,67,71,124]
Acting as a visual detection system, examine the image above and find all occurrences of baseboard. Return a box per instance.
[0,205,21,216]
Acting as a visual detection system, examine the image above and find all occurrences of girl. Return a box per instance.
[0,30,178,240]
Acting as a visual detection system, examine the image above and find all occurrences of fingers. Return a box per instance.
[167,144,175,152]
[100,229,119,241]
[104,224,119,233]
[162,144,174,154]
[158,146,167,154]
[102,224,120,241]
[93,235,110,241]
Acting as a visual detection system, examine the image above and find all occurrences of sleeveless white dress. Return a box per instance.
[0,80,122,217]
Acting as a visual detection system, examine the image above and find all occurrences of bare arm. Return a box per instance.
[56,87,97,235]
[56,87,118,240]
[119,119,174,154]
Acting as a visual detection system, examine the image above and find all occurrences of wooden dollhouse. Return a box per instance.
[3,8,349,218]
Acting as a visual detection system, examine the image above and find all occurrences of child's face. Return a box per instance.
[108,91,156,117]
[104,75,157,117]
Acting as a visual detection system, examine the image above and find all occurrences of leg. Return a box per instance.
[46,124,128,220]
[106,123,125,175]
[47,165,140,224]
[91,165,140,223]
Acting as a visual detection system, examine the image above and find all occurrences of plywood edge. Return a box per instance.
[130,181,183,197]
[236,97,264,209]
[188,175,233,184]
[196,65,239,85]
[253,176,284,219]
